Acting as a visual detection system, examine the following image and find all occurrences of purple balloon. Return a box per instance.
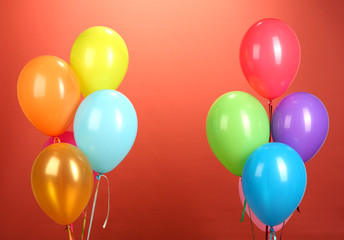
[271,92,329,163]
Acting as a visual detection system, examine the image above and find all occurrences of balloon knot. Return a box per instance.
[96,174,101,181]
[65,225,70,231]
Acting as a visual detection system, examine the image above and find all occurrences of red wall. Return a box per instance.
[1,0,343,239]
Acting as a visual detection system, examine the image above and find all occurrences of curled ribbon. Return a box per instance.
[99,174,110,228]
[86,174,111,240]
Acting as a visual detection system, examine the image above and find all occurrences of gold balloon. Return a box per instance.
[31,143,94,225]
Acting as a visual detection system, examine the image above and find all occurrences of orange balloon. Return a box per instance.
[31,143,94,225]
[17,56,80,136]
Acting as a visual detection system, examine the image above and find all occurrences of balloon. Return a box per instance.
[238,178,290,232]
[70,26,129,97]
[271,92,329,163]
[17,56,80,136]
[206,91,270,176]
[31,143,94,225]
[74,90,138,174]
[240,18,301,100]
[42,131,76,149]
[242,143,307,227]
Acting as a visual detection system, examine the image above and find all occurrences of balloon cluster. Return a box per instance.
[17,26,137,237]
[206,19,329,237]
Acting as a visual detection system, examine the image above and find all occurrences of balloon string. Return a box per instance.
[279,221,285,240]
[99,174,110,228]
[81,211,87,240]
[240,199,247,222]
[65,225,74,240]
[86,174,111,239]
[248,204,255,240]
[269,227,276,240]
[86,176,101,240]
[266,99,274,240]
[268,100,273,142]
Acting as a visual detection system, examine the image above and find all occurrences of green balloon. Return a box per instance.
[206,91,269,176]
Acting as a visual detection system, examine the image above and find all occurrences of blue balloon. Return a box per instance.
[74,90,138,174]
[242,142,307,227]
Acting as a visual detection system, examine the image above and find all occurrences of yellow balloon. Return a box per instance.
[31,143,94,225]
[70,26,129,97]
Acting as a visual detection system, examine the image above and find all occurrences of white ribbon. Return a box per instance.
[86,174,111,240]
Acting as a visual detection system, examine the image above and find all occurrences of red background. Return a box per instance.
[1,0,343,239]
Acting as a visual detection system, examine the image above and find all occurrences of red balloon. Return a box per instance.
[240,19,301,100]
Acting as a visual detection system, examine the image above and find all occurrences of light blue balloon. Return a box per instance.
[74,90,138,174]
[242,142,307,227]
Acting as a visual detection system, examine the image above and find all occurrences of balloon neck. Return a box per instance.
[54,137,61,144]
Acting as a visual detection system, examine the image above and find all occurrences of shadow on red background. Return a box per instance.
[1,0,344,239]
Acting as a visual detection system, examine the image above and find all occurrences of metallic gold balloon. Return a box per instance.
[31,143,94,225]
